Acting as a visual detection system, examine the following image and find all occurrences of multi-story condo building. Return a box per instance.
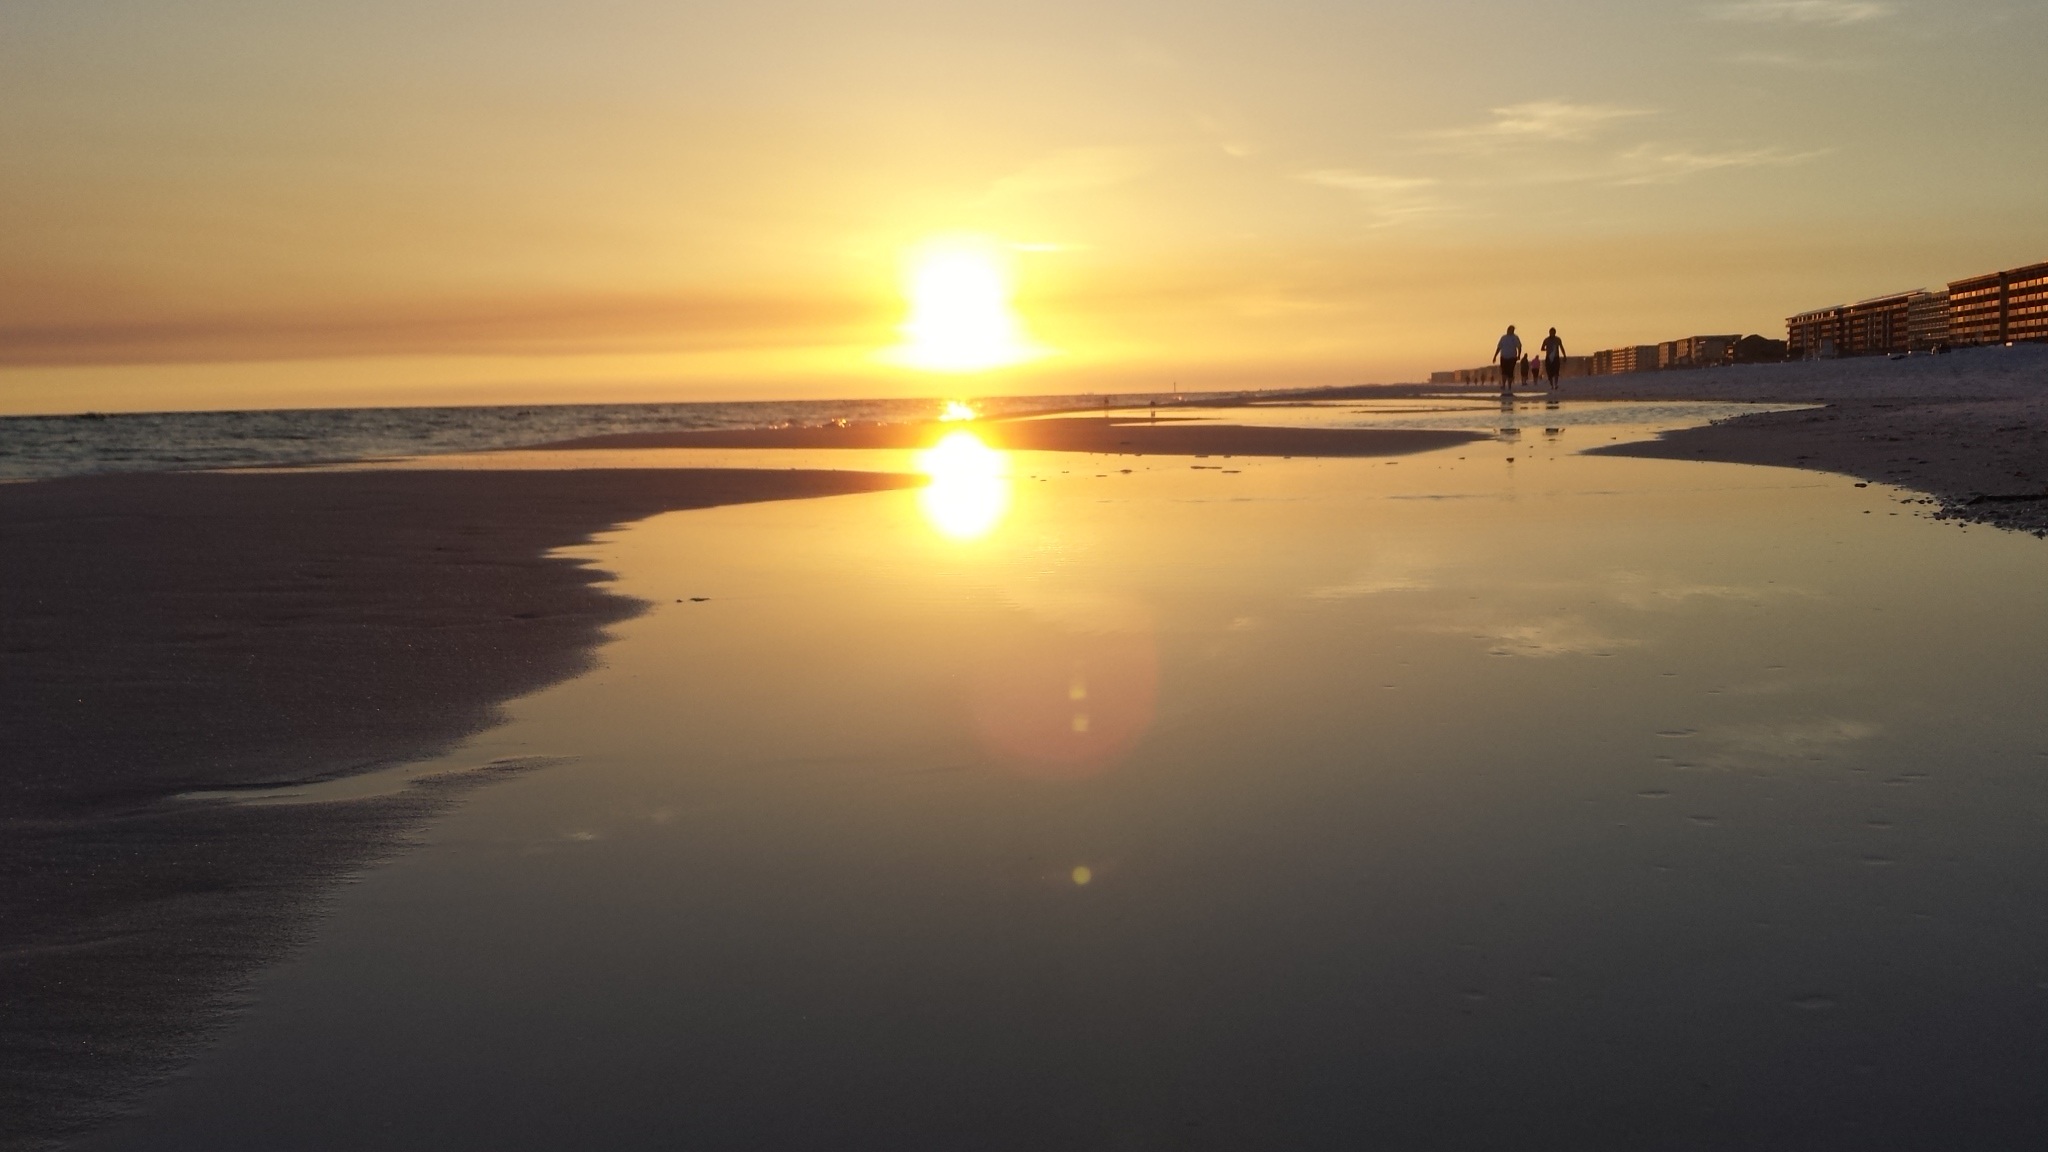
[1948,260,2048,346]
[1787,306,1846,359]
[1789,293,1929,358]
[1842,291,1918,357]
[1599,345,1659,374]
[1662,335,1740,368]
[1907,288,1950,350]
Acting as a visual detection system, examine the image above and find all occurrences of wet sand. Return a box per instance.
[6,365,2042,1144]
[69,440,2048,1151]
[0,468,918,1151]
[2,423,1471,1150]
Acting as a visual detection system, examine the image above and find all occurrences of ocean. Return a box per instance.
[0,395,1127,481]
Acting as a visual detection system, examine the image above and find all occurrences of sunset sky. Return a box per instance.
[4,0,2045,413]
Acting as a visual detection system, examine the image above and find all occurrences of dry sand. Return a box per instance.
[0,468,917,1151]
[1408,343,2048,534]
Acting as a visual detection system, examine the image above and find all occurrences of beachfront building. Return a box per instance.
[1597,344,1660,374]
[1845,291,1919,357]
[1908,288,1951,350]
[1732,335,1788,363]
[1428,365,1511,385]
[1789,292,1943,358]
[1660,335,1741,369]
[1948,260,2048,346]
[1554,355,1597,379]
[1787,305,1846,359]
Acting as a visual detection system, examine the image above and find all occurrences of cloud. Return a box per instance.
[1604,143,1827,185]
[1296,171,1452,226]
[1195,113,1257,159]
[1725,49,1869,70]
[1418,101,1653,154]
[1704,1,1893,24]
[988,148,1152,198]
[0,292,891,367]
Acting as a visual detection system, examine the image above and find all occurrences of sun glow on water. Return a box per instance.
[917,429,1009,540]
[896,237,1041,373]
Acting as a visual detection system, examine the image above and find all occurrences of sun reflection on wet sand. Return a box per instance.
[916,429,1009,540]
[969,631,1158,780]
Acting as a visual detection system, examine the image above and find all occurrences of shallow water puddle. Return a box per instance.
[97,441,2048,1150]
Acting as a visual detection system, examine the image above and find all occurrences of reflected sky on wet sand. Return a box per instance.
[96,433,2048,1150]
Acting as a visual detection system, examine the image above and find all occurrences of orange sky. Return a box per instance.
[4,0,2045,413]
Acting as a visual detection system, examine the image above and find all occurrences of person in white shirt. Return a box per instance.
[1494,326,1523,394]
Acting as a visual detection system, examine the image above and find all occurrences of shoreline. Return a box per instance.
[1309,345,2048,534]
[1587,397,2048,535]
[530,417,1485,458]
[0,467,919,1151]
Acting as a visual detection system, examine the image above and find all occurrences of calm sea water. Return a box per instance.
[0,395,1117,481]
[0,394,1793,482]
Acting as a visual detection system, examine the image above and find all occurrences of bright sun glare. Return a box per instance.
[917,429,1010,540]
[897,238,1040,373]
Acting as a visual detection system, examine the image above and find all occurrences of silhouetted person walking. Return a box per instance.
[1495,326,1522,395]
[1540,328,1566,391]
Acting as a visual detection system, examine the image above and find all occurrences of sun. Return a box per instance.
[894,236,1043,373]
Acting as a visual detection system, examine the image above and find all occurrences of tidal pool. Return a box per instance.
[95,427,2048,1150]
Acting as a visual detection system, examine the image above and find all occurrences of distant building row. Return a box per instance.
[1787,257,2048,359]
[1427,333,1784,384]
[1589,334,1762,375]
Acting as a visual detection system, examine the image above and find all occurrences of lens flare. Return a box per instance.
[896,237,1041,373]
[916,429,1009,540]
[938,400,978,422]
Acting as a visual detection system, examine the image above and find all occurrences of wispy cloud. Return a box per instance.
[1605,143,1828,185]
[1725,49,1870,70]
[1705,1,1893,25]
[0,293,890,367]
[1418,101,1653,154]
[1195,113,1257,159]
[1296,170,1452,226]
[988,148,1152,198]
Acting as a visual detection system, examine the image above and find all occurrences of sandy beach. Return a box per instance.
[6,361,2048,1148]
[1498,344,2048,534]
